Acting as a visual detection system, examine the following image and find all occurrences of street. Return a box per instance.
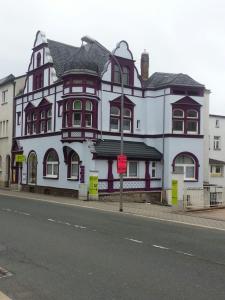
[0,195,225,300]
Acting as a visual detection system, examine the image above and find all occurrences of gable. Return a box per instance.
[110,95,135,107]
[172,96,201,107]
[112,41,133,60]
[24,102,35,111]
[38,97,51,107]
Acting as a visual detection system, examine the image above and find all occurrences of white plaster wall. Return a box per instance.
[163,137,204,189]
[113,41,133,59]
[20,137,94,189]
[44,68,49,87]
[209,115,225,162]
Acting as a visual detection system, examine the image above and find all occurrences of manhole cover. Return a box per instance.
[0,267,12,278]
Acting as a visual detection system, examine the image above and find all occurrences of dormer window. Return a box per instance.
[37,52,41,68]
[113,65,131,86]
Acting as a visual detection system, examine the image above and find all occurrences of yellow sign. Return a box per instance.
[172,179,178,205]
[89,175,98,196]
[15,154,26,163]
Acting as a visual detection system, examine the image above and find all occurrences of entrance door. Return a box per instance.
[28,152,37,184]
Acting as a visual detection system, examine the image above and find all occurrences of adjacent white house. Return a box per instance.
[0,74,25,187]
[209,114,225,187]
[13,31,209,200]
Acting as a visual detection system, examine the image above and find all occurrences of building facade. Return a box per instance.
[209,114,225,187]
[13,31,209,199]
[0,74,25,187]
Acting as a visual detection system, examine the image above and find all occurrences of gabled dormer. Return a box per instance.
[23,31,58,94]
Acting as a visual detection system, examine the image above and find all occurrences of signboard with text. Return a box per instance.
[117,155,127,174]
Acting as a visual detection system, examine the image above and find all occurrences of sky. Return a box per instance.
[0,0,225,114]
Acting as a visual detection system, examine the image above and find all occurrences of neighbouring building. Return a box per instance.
[209,114,225,187]
[0,74,25,187]
[13,31,209,201]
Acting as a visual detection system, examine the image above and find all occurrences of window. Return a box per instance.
[17,112,21,125]
[210,165,223,177]
[187,110,198,134]
[114,65,121,84]
[2,90,8,104]
[123,108,131,132]
[45,150,59,178]
[58,103,63,117]
[37,52,41,68]
[0,155,2,172]
[72,100,82,127]
[172,109,184,133]
[68,152,79,179]
[174,154,195,180]
[28,151,37,184]
[123,67,129,85]
[216,119,220,128]
[110,106,120,132]
[214,136,221,150]
[151,161,156,178]
[84,100,93,128]
[172,108,199,134]
[125,161,138,177]
[136,120,140,130]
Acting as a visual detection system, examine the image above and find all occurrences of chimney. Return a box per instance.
[141,50,149,80]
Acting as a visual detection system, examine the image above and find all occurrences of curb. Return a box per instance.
[0,291,11,300]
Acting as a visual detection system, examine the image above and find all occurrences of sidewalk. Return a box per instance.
[1,188,225,231]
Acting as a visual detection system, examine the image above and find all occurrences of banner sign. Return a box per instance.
[117,155,127,174]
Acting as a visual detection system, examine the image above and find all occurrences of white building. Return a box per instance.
[13,31,209,200]
[0,74,25,187]
[209,114,225,187]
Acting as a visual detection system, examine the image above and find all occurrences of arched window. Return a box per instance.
[37,52,41,68]
[173,109,184,118]
[28,151,37,184]
[173,153,197,180]
[68,151,79,179]
[44,149,59,178]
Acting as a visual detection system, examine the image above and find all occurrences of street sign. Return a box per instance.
[15,154,26,163]
[117,154,127,174]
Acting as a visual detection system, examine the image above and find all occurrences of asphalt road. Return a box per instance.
[0,195,225,300]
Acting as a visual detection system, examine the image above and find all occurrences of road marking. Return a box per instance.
[176,250,194,257]
[152,244,169,250]
[2,191,225,232]
[125,238,143,244]
[47,218,56,222]
[17,211,31,216]
[65,222,71,226]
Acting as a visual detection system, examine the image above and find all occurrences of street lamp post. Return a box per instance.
[81,36,124,212]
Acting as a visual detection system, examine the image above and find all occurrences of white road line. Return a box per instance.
[176,250,194,257]
[65,222,71,226]
[152,244,169,250]
[18,212,31,216]
[125,238,143,244]
[47,218,56,222]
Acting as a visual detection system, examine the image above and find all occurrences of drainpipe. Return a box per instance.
[161,88,166,202]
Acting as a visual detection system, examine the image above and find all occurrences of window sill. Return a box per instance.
[1,102,8,105]
[211,174,223,177]
[213,149,221,151]
[43,176,58,180]
[67,177,79,181]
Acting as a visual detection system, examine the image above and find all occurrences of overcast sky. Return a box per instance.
[0,0,224,114]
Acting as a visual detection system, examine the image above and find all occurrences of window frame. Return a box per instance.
[124,161,139,178]
[44,149,59,179]
[173,154,197,181]
[67,151,80,180]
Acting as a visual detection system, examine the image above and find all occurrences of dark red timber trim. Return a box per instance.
[145,161,150,190]
[107,159,113,192]
[172,151,200,181]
